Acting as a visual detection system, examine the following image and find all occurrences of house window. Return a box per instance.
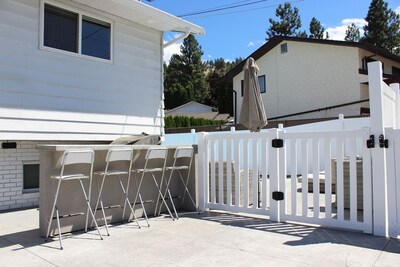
[42,3,112,61]
[362,57,384,72]
[281,43,288,54]
[392,66,400,76]
[23,162,40,192]
[258,75,266,93]
[240,75,267,96]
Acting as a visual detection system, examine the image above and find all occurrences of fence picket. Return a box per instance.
[290,139,297,216]
[349,136,357,222]
[324,138,332,219]
[336,137,344,221]
[312,138,320,218]
[301,138,308,217]
[252,138,259,210]
[227,138,232,206]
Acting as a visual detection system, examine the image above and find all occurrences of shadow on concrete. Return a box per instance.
[182,211,400,254]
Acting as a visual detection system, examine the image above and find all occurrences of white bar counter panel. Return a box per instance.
[37,144,196,237]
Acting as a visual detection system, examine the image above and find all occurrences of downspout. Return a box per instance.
[160,29,191,138]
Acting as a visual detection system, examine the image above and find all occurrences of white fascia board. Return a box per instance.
[71,0,205,35]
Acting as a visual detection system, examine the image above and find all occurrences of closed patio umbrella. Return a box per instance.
[239,57,267,132]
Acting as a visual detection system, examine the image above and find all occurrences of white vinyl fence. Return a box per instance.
[197,61,400,237]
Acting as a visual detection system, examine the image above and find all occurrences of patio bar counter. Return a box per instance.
[37,144,197,237]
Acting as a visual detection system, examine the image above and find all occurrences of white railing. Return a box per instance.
[280,129,372,233]
[197,128,373,232]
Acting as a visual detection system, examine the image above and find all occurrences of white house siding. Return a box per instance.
[234,41,367,121]
[0,0,163,141]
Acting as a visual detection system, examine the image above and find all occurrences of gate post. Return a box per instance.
[197,132,208,212]
[368,61,388,236]
[269,128,282,222]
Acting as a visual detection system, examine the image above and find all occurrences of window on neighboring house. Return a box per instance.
[23,162,40,192]
[43,3,111,60]
[280,43,288,54]
[258,75,266,93]
[240,75,267,96]
[362,57,384,72]
[392,66,400,76]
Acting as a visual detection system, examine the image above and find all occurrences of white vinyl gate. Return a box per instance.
[197,129,373,233]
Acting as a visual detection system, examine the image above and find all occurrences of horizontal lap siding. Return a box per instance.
[0,0,163,140]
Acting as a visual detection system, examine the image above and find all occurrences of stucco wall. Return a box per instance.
[234,41,399,121]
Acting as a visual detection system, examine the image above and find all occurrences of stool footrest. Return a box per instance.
[52,212,84,220]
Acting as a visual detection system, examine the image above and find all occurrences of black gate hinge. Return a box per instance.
[379,134,389,148]
[366,135,375,148]
[272,191,284,201]
[272,139,284,148]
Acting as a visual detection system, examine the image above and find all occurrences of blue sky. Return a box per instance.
[145,0,400,62]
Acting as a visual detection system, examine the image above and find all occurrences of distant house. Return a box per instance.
[0,0,203,210]
[224,37,400,122]
[165,101,231,122]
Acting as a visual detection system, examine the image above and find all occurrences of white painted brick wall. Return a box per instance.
[0,140,106,211]
[0,141,42,211]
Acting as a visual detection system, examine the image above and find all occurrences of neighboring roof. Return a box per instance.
[165,101,213,114]
[223,36,400,81]
[71,0,204,35]
[166,112,231,121]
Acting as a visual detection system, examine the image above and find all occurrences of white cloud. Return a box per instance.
[247,40,266,48]
[163,41,182,64]
[396,6,400,14]
[326,18,367,41]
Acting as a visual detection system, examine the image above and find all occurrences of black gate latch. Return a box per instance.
[366,135,375,148]
[379,134,389,148]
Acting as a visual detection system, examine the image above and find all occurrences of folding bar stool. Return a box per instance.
[45,149,102,250]
[132,147,175,222]
[158,146,199,218]
[92,147,145,234]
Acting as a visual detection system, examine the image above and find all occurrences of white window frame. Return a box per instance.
[39,0,114,63]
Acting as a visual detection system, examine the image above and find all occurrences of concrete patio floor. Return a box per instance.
[0,208,399,266]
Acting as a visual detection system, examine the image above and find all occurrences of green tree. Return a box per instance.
[164,34,210,109]
[345,23,361,42]
[206,57,243,115]
[309,17,325,39]
[266,2,302,39]
[362,0,400,54]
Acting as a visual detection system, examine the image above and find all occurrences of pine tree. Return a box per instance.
[309,17,325,39]
[345,23,361,42]
[266,2,302,39]
[362,0,400,54]
[164,34,210,109]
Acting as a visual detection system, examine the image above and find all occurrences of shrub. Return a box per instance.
[165,115,226,128]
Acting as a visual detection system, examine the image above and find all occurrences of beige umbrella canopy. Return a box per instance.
[239,57,267,132]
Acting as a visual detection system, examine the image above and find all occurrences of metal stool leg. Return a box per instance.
[118,176,141,228]
[178,170,200,213]
[55,206,63,250]
[79,180,103,240]
[150,172,174,221]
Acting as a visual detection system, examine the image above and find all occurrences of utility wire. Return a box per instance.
[178,0,270,18]
[183,0,304,19]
